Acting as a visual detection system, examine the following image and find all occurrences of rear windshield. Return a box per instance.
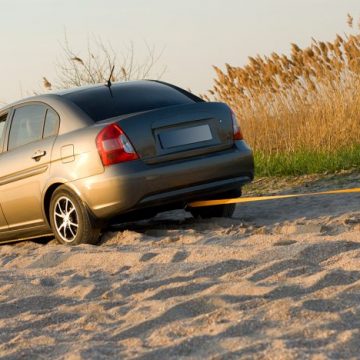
[63,81,199,122]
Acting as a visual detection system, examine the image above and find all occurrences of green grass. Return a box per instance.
[255,145,360,177]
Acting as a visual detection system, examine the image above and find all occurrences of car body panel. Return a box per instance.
[0,136,56,229]
[0,226,52,242]
[0,205,8,232]
[49,125,105,182]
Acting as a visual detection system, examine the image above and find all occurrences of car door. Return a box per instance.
[0,112,9,233]
[0,103,59,231]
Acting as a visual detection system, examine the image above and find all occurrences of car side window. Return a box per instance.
[0,113,7,152]
[43,108,60,138]
[8,104,46,151]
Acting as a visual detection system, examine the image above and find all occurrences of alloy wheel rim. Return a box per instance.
[54,196,79,242]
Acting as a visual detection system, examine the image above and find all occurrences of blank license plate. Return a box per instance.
[159,124,212,149]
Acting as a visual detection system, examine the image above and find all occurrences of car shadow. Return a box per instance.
[104,191,360,239]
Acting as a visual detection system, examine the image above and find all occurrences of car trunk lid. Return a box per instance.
[114,102,234,164]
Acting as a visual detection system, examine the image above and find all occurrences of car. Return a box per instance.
[0,80,254,245]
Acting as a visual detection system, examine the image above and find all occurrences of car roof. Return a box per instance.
[55,80,161,96]
[0,80,202,114]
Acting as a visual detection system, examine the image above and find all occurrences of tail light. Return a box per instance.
[96,123,138,166]
[231,110,244,140]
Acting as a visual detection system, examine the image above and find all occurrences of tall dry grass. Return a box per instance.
[206,21,360,175]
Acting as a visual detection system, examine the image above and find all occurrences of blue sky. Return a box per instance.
[1,0,360,103]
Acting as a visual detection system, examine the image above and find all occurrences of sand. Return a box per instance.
[1,172,360,359]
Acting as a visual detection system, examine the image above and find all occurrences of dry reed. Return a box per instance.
[205,23,360,164]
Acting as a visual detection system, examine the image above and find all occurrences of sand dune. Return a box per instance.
[1,173,360,359]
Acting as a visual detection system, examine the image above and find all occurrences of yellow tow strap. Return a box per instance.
[188,187,360,208]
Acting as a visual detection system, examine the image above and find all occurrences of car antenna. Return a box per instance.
[105,65,115,97]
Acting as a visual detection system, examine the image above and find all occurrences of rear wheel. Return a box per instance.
[190,203,236,219]
[189,188,240,219]
[49,186,101,245]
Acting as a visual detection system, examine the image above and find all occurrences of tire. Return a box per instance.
[189,188,240,219]
[190,203,236,219]
[49,186,101,245]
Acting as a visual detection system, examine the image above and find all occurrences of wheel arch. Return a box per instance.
[43,183,63,226]
[43,181,83,226]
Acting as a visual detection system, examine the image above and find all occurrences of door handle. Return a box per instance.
[31,150,47,160]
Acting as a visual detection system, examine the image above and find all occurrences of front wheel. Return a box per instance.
[190,203,236,219]
[49,186,101,245]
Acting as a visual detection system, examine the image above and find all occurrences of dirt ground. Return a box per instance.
[1,171,360,359]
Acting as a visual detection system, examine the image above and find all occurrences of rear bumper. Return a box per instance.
[71,140,254,219]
